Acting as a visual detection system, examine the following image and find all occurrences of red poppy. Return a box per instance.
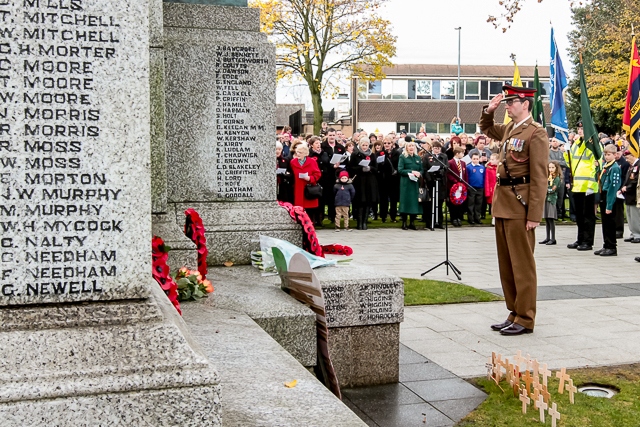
[151,236,181,315]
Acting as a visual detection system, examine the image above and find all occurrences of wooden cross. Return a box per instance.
[523,370,533,394]
[567,378,578,404]
[548,402,561,427]
[541,384,551,404]
[493,363,502,383]
[556,367,570,394]
[540,362,552,387]
[514,364,520,381]
[485,361,493,381]
[532,359,540,377]
[525,353,533,371]
[519,386,530,414]
[495,353,503,370]
[514,350,524,367]
[531,384,541,407]
[505,361,513,383]
[537,394,548,423]
[532,372,540,390]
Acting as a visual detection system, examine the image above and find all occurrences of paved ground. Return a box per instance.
[319,224,640,379]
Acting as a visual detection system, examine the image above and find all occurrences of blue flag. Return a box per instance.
[550,27,569,142]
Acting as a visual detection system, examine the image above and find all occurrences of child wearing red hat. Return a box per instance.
[334,171,355,232]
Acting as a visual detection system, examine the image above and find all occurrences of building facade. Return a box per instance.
[352,64,551,136]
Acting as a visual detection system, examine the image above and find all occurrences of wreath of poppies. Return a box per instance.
[278,201,323,257]
[320,244,353,256]
[184,208,208,280]
[449,182,468,206]
[151,236,181,315]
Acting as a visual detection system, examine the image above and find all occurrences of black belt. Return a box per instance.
[498,175,530,186]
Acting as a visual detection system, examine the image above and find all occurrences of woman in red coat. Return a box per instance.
[289,143,322,212]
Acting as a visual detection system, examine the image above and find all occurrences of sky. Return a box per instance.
[276,0,575,107]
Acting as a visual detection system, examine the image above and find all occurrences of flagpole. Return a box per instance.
[455,27,461,120]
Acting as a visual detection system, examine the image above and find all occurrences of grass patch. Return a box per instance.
[460,364,640,427]
[402,278,503,306]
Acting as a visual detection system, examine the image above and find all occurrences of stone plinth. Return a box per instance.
[0,0,220,421]
[163,3,301,265]
[315,265,404,387]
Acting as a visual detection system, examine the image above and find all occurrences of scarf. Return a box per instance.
[298,157,306,166]
[598,159,616,188]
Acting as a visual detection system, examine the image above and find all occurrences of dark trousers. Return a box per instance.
[467,187,484,222]
[449,201,465,221]
[567,186,576,219]
[600,192,617,250]
[614,198,625,234]
[378,179,391,221]
[555,183,565,218]
[573,192,597,246]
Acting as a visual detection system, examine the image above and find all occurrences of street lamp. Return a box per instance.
[455,27,461,121]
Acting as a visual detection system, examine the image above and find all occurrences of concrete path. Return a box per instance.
[319,225,640,379]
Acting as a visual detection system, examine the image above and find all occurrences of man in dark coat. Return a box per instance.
[321,128,345,223]
[349,137,378,230]
[423,141,448,229]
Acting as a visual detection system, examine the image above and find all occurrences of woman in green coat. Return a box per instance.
[398,141,423,230]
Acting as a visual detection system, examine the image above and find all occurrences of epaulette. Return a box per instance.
[531,122,542,128]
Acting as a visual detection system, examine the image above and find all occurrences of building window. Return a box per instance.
[465,81,480,100]
[541,82,550,98]
[481,81,489,100]
[464,123,477,134]
[392,79,408,99]
[367,80,382,99]
[397,123,409,133]
[439,80,456,99]
[381,79,393,99]
[439,123,451,134]
[408,122,423,134]
[489,81,503,97]
[425,123,438,133]
[416,80,432,99]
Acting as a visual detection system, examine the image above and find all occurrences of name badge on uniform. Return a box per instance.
[511,138,525,152]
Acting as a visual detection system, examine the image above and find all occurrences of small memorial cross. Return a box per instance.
[556,367,570,394]
[537,394,548,423]
[540,362,552,387]
[532,384,541,408]
[493,363,502,383]
[548,402,561,427]
[541,384,551,404]
[485,359,494,381]
[519,386,530,414]
[523,370,533,393]
[567,378,577,404]
[532,359,540,377]
[514,350,524,367]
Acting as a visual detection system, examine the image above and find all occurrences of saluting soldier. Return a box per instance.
[479,85,549,336]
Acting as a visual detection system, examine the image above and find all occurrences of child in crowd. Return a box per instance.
[466,153,485,224]
[485,153,498,217]
[447,147,468,227]
[334,171,355,232]
[595,145,622,256]
[540,161,562,245]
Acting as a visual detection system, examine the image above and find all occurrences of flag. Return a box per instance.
[579,61,602,160]
[622,36,640,157]
[532,64,546,126]
[550,27,569,142]
[503,61,522,124]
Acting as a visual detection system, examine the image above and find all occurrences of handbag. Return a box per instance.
[304,183,323,200]
[417,177,429,203]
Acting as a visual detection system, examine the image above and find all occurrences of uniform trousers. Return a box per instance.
[599,192,617,250]
[614,199,625,234]
[572,192,596,246]
[626,204,640,238]
[495,218,537,330]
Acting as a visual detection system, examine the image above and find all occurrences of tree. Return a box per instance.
[250,0,396,134]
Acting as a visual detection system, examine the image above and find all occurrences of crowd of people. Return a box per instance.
[275,121,638,258]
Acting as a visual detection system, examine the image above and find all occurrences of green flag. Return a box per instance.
[532,64,546,127]
[579,62,602,159]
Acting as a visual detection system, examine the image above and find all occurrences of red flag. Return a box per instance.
[622,36,640,157]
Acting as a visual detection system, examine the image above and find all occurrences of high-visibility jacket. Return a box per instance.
[564,138,601,193]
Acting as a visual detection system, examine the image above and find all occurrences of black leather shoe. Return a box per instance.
[539,238,550,244]
[490,319,513,331]
[500,323,533,336]
[546,240,557,245]
[408,224,417,230]
[600,248,617,256]
[632,238,640,243]
[594,248,603,255]
[635,257,640,262]
[577,244,593,251]
[624,237,634,242]
[435,225,445,229]
[567,241,580,249]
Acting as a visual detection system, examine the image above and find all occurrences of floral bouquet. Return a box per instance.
[174,267,214,302]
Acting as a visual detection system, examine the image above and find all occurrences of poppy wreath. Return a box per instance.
[320,244,353,256]
[151,236,181,315]
[449,182,467,206]
[278,201,324,257]
[184,208,208,280]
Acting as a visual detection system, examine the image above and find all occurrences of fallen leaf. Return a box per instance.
[284,380,298,388]
[223,261,234,267]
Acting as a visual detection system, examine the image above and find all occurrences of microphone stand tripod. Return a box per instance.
[421,150,476,281]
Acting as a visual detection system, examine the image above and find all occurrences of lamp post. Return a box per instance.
[455,27,461,121]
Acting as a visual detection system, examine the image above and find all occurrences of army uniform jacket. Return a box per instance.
[479,110,549,222]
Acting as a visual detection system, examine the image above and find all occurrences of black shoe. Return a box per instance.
[567,241,580,249]
[475,220,482,224]
[577,244,593,251]
[401,221,408,230]
[490,319,513,331]
[594,248,603,255]
[632,238,640,243]
[408,224,417,230]
[600,248,617,256]
[435,224,445,229]
[539,238,550,244]
[624,237,634,242]
[616,232,624,239]
[635,257,640,262]
[381,218,386,223]
[546,240,556,245]
[500,323,533,336]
